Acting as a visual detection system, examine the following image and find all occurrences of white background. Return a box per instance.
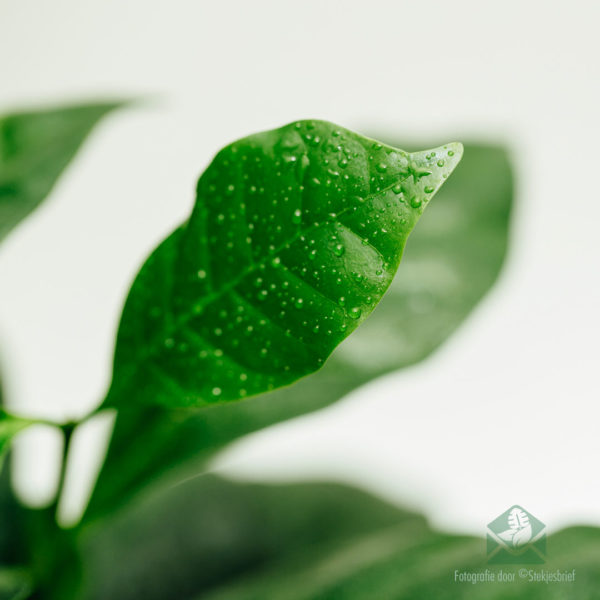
[0,0,599,533]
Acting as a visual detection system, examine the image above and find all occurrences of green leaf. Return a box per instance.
[0,456,33,600]
[77,476,433,599]
[85,142,511,521]
[0,428,81,600]
[0,102,123,242]
[105,120,461,410]
[75,476,600,600]
[0,568,32,600]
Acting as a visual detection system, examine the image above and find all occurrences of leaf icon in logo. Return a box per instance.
[508,507,530,530]
[497,507,533,548]
[512,523,533,547]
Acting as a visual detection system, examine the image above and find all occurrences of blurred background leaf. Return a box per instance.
[0,101,125,596]
[84,141,513,520]
[0,464,30,597]
[75,474,599,600]
[0,379,33,600]
[0,567,32,600]
[0,100,125,499]
[78,475,443,599]
[0,102,123,243]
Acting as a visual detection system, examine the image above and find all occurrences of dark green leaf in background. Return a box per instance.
[0,463,31,600]
[0,102,122,243]
[0,380,33,600]
[78,475,442,600]
[85,142,511,522]
[0,567,32,600]
[104,120,462,410]
[0,385,68,600]
[0,102,116,593]
[76,475,600,600]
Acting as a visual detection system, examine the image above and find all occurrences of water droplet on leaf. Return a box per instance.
[333,243,345,257]
[349,307,362,319]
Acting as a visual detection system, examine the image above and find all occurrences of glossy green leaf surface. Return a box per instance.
[76,476,599,600]
[85,142,511,521]
[105,120,462,410]
[0,102,122,242]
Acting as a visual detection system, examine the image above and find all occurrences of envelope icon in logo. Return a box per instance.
[487,505,546,564]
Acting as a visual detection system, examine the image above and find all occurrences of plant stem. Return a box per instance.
[49,421,76,522]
